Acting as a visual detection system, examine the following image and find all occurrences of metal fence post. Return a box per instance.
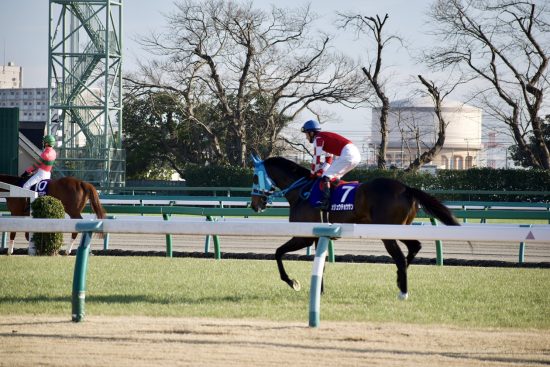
[0,214,12,250]
[103,215,115,250]
[72,221,103,322]
[430,218,444,266]
[328,240,335,263]
[518,224,532,264]
[204,216,221,259]
[162,213,173,257]
[309,226,341,328]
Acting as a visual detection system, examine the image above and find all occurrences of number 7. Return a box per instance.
[340,185,354,203]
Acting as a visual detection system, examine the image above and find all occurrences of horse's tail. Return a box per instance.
[82,182,106,219]
[406,186,459,226]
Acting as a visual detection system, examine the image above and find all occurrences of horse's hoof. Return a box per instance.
[398,292,408,301]
[291,279,301,291]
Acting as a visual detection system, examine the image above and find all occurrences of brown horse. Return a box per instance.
[250,156,459,300]
[0,174,106,255]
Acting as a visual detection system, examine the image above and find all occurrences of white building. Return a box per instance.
[0,87,49,148]
[0,87,48,121]
[0,85,103,148]
[371,97,483,169]
[0,62,22,89]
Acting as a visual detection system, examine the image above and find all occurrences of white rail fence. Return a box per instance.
[1,217,549,327]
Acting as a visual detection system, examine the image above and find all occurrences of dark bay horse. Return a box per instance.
[0,174,106,255]
[250,156,459,299]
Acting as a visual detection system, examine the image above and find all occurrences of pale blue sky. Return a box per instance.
[1,0,433,87]
[1,0,436,146]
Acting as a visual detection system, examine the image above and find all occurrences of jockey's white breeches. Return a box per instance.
[323,143,361,180]
[23,169,51,190]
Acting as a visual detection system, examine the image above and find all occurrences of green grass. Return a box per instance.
[0,256,548,329]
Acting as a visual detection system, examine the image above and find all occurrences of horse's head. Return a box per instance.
[250,154,276,213]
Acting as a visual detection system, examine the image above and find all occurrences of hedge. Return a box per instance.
[182,163,550,201]
[31,196,65,255]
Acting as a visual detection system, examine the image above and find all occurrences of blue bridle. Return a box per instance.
[251,154,308,204]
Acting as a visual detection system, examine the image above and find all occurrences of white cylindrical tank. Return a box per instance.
[371,97,482,169]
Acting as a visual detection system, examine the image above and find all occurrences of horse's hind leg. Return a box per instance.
[275,237,315,291]
[65,214,83,255]
[65,232,79,255]
[401,239,422,267]
[382,239,409,300]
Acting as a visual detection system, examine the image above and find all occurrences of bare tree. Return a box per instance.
[394,108,429,165]
[338,13,395,169]
[126,0,367,167]
[404,76,450,171]
[426,0,550,169]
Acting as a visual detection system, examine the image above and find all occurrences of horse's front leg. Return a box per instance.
[275,237,315,291]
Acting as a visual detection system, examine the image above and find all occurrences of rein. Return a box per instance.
[273,177,309,198]
[251,156,315,205]
[254,177,309,204]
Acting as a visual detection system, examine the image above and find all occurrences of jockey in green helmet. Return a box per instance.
[22,134,57,190]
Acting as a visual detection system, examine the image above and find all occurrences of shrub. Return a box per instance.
[178,161,550,201]
[31,196,65,255]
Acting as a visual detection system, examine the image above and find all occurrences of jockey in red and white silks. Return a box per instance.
[302,120,361,180]
[23,135,57,190]
[301,119,361,209]
[310,131,361,180]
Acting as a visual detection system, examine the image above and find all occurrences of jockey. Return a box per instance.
[301,119,361,210]
[23,134,57,191]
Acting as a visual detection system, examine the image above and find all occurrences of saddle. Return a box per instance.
[307,178,359,211]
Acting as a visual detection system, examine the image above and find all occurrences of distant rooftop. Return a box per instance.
[387,97,481,111]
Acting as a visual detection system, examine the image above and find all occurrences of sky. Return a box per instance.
[0,0,437,149]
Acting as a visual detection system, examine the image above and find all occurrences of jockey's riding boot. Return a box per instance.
[317,176,331,211]
[23,199,31,215]
[24,199,31,215]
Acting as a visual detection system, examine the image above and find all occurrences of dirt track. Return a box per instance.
[1,316,549,367]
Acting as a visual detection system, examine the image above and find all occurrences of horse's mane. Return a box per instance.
[264,157,310,181]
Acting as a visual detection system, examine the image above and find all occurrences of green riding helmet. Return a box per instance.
[43,134,56,146]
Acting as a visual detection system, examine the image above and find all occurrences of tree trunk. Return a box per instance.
[406,75,447,172]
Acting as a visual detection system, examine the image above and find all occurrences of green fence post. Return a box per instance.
[430,218,444,266]
[213,233,221,260]
[163,213,173,257]
[480,206,488,223]
[518,224,531,264]
[307,239,334,260]
[103,215,115,250]
[309,226,341,328]
[1,214,10,250]
[72,221,103,322]
[204,216,214,254]
[203,216,221,259]
[204,235,211,253]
